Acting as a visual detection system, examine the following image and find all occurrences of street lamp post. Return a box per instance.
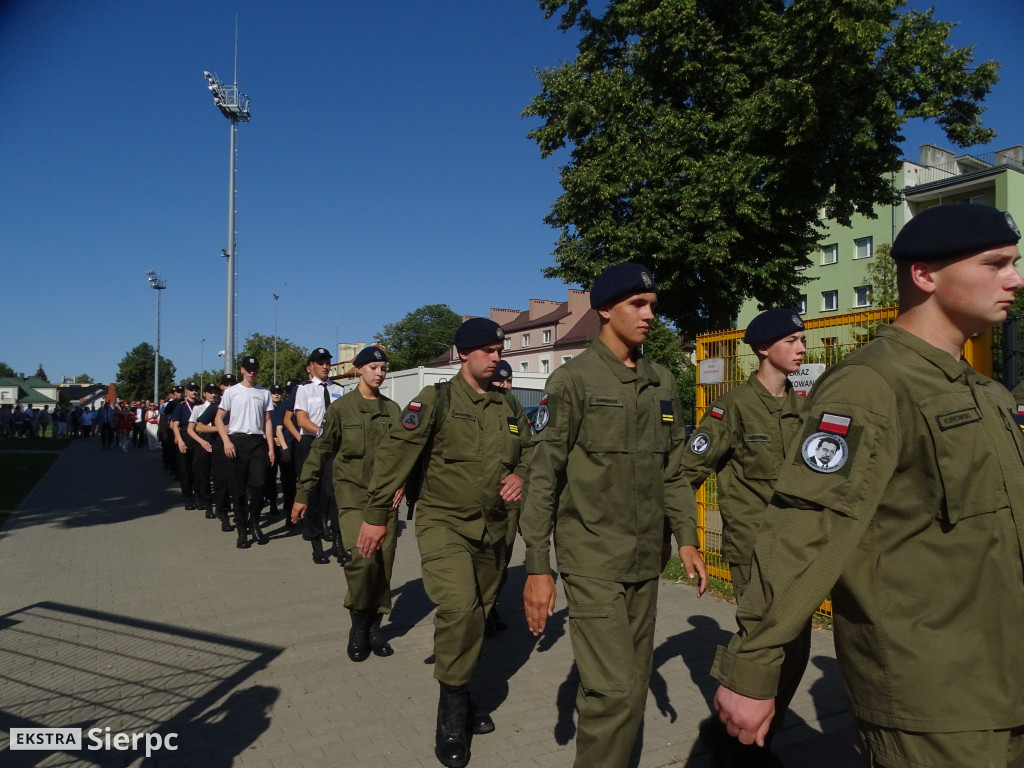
[273,293,279,384]
[200,338,206,389]
[203,64,250,374]
[145,271,166,404]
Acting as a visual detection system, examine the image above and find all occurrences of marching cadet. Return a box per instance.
[712,204,1024,767]
[169,382,202,509]
[520,263,708,768]
[485,360,514,636]
[292,346,403,662]
[366,318,532,768]
[682,307,809,766]
[187,383,222,519]
[293,347,346,563]
[263,384,286,516]
[215,357,275,549]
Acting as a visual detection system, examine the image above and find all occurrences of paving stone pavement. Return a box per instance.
[0,440,862,767]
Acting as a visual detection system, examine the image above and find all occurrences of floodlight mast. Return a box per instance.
[202,68,250,373]
[146,271,166,404]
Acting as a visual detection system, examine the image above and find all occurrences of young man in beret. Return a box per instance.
[521,262,708,768]
[683,307,809,766]
[713,204,1024,766]
[366,318,532,768]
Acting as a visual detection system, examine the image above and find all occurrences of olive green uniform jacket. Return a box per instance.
[682,373,803,566]
[521,338,699,581]
[366,373,532,540]
[712,325,1024,732]
[295,388,400,517]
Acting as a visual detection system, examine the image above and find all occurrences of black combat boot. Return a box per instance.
[251,520,269,545]
[368,613,393,657]
[347,609,372,662]
[236,528,250,549]
[218,511,234,532]
[466,692,494,735]
[310,537,330,564]
[205,505,216,520]
[331,528,351,566]
[435,683,469,768]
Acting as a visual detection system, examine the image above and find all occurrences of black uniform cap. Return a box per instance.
[185,382,199,391]
[221,373,238,386]
[491,360,512,383]
[744,308,805,347]
[454,318,505,350]
[307,347,332,363]
[172,385,184,394]
[204,383,220,394]
[892,204,1021,262]
[240,356,260,371]
[269,384,283,395]
[590,263,657,309]
[353,346,388,367]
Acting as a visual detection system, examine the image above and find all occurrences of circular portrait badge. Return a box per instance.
[533,403,550,432]
[689,432,711,455]
[801,432,849,473]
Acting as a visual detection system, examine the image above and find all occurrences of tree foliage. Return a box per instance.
[0,361,15,378]
[640,316,697,419]
[864,242,898,309]
[179,369,226,390]
[526,0,999,334]
[235,333,309,388]
[75,373,95,384]
[33,364,48,382]
[116,343,175,401]
[373,304,463,372]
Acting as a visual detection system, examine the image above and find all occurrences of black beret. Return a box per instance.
[491,360,512,383]
[221,373,238,386]
[892,204,1021,262]
[454,318,505,350]
[307,347,332,363]
[744,308,804,346]
[590,263,657,309]
[353,346,388,367]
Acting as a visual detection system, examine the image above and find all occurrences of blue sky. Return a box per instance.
[1,1,1021,385]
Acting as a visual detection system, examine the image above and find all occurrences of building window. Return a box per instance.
[520,361,529,373]
[543,330,551,344]
[822,290,838,312]
[821,243,838,265]
[561,355,572,365]
[797,295,807,315]
[854,236,873,260]
[854,285,872,308]
[541,358,550,374]
[503,338,511,350]
[522,333,530,348]
[969,194,987,205]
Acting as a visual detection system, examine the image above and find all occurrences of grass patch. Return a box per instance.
[662,555,834,631]
[0,452,60,526]
[0,436,73,451]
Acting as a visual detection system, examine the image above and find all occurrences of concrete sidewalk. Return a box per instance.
[0,439,861,767]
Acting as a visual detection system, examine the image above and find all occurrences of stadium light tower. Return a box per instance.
[203,53,250,373]
[145,271,166,404]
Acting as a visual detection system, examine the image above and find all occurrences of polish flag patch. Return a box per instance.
[1016,405,1024,416]
[408,402,421,411]
[710,406,725,420]
[819,413,851,436]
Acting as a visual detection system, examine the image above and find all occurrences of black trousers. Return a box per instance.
[229,434,268,531]
[100,422,114,449]
[279,445,297,515]
[132,422,145,448]
[193,444,213,511]
[295,434,336,540]
[176,441,196,504]
[209,436,231,514]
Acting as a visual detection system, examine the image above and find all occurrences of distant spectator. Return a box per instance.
[24,404,37,437]
[80,406,94,439]
[38,405,51,437]
[54,406,68,438]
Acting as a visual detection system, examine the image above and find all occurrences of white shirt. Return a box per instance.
[189,401,210,423]
[218,384,272,435]
[294,378,345,435]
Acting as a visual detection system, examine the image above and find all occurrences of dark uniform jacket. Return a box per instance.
[682,373,803,565]
[712,325,1024,732]
[366,374,532,542]
[520,338,700,583]
[295,388,400,520]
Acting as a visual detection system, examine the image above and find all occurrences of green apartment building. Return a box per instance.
[736,142,1024,327]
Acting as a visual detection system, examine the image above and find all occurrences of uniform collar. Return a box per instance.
[592,338,662,388]
[452,370,501,404]
[747,372,800,416]
[875,325,972,382]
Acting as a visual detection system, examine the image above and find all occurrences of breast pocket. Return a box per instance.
[441,411,481,461]
[341,422,365,458]
[579,390,628,453]
[742,433,778,480]
[920,391,1008,525]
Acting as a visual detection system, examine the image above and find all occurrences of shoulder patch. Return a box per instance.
[533,393,550,432]
[660,400,674,423]
[507,416,520,435]
[801,432,848,473]
[689,431,712,455]
[401,403,421,430]
[710,405,725,420]
[818,412,851,436]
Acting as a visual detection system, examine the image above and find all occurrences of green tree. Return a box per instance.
[178,369,225,390]
[116,343,175,401]
[75,373,95,384]
[864,242,898,309]
[33,364,48,382]
[0,361,15,378]
[640,316,697,419]
[235,333,308,388]
[374,304,463,372]
[526,0,999,334]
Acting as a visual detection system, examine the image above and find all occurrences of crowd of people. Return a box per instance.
[18,203,1023,768]
[0,401,161,448]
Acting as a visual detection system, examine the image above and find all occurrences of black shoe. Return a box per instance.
[184,500,196,510]
[331,530,352,566]
[467,694,494,735]
[310,538,330,565]
[205,507,216,520]
[236,531,250,549]
[368,613,393,657]
[347,609,372,662]
[219,513,234,532]
[435,683,469,768]
[251,522,269,545]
